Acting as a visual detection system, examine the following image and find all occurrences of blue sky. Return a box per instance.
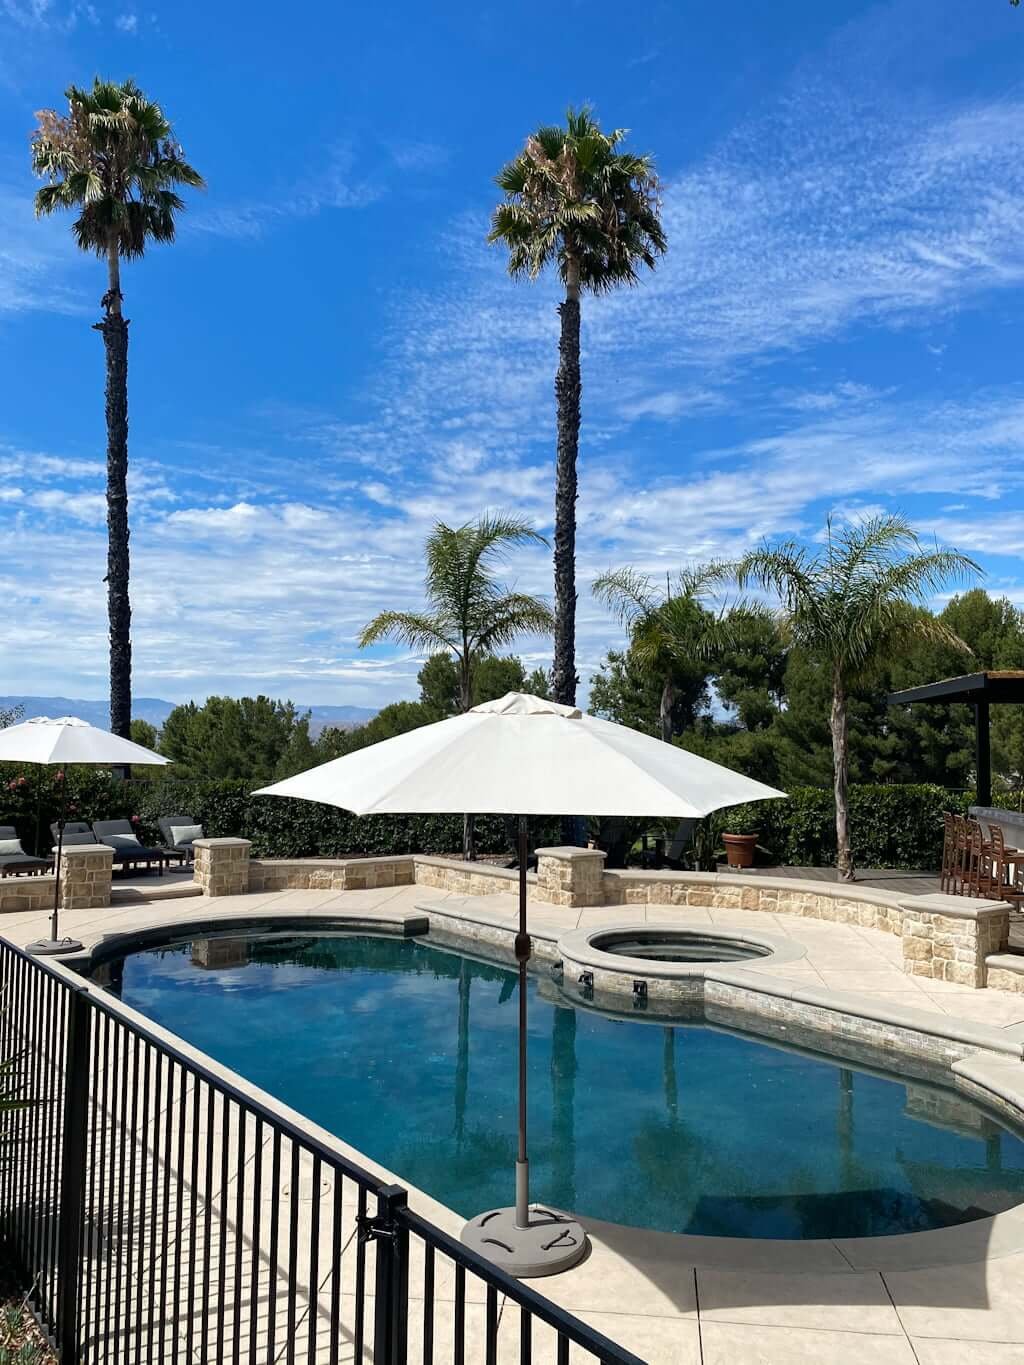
[2,0,1024,709]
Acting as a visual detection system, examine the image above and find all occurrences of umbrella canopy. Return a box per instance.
[255,691,784,814]
[256,690,786,1277]
[0,716,169,957]
[0,715,171,768]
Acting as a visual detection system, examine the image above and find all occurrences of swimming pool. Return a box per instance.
[91,930,1024,1240]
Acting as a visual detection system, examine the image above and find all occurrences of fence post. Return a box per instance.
[56,985,91,1361]
[372,1183,409,1365]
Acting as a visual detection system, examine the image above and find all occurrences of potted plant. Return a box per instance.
[720,814,760,869]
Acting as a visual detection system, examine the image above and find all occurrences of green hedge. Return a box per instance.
[0,765,969,869]
[713,784,973,871]
[0,767,559,859]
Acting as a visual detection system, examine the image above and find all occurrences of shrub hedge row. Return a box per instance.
[713,784,974,871]
[0,767,560,859]
[0,765,972,870]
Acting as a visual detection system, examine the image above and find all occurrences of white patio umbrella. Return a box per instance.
[256,692,785,1274]
[0,716,170,955]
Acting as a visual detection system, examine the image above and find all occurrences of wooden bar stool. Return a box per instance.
[988,824,1024,907]
[941,812,956,893]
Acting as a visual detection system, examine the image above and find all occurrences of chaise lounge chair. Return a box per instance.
[158,815,204,865]
[0,826,52,877]
[50,821,165,875]
[92,820,167,875]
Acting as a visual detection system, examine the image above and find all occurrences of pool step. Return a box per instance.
[110,879,203,906]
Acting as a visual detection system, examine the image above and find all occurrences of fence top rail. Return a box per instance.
[400,1206,648,1365]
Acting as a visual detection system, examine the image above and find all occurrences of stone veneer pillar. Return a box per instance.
[193,838,251,897]
[534,847,607,907]
[59,843,113,910]
[900,893,1008,988]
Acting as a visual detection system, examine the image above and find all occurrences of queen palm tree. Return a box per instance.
[359,513,554,858]
[593,563,752,743]
[736,515,979,881]
[31,79,204,738]
[490,108,666,709]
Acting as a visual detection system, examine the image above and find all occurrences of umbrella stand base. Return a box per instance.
[461,1205,589,1278]
[26,938,84,956]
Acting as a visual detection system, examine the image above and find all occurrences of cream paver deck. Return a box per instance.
[7,884,1024,1363]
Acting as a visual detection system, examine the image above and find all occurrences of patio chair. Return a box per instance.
[987,825,1024,908]
[940,813,955,893]
[0,826,52,877]
[952,814,973,896]
[158,815,204,865]
[51,821,102,848]
[91,820,166,876]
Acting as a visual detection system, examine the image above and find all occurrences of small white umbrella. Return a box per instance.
[0,716,171,954]
[256,692,785,1274]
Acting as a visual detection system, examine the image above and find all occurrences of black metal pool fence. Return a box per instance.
[0,938,645,1364]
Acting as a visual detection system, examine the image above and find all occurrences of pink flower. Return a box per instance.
[130,815,140,824]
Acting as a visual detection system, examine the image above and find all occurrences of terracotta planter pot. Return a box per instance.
[722,833,759,868]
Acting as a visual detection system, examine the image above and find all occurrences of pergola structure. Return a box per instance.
[887,671,1024,807]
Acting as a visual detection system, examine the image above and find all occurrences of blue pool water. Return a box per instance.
[95,931,1024,1239]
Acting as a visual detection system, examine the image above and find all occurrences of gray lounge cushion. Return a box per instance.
[169,823,203,847]
[100,832,143,849]
[59,831,98,847]
[52,822,93,842]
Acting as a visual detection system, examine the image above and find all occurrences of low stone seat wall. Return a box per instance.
[249,855,415,894]
[191,842,1013,991]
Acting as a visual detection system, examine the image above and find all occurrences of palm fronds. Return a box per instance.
[489,106,666,295]
[360,514,553,707]
[31,78,204,260]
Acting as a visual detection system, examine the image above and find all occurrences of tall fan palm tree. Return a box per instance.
[736,515,979,881]
[359,513,554,858]
[490,108,666,708]
[593,563,748,743]
[31,79,204,738]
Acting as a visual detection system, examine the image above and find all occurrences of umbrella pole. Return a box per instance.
[49,771,66,944]
[459,814,588,1277]
[515,814,530,1229]
[28,770,81,956]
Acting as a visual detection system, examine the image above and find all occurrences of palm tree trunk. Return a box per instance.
[555,267,582,846]
[830,671,855,881]
[660,677,676,744]
[93,243,132,740]
[459,648,476,860]
[552,267,581,708]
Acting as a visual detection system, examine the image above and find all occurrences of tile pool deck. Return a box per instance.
[8,884,1024,1363]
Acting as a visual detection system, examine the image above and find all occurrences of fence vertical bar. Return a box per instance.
[372,1184,409,1365]
[56,984,91,1362]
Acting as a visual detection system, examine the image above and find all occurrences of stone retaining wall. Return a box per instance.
[602,870,906,933]
[193,845,1018,993]
[0,874,55,914]
[902,896,1008,988]
[249,856,414,894]
[413,856,523,898]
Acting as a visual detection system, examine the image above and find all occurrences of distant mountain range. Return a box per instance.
[0,696,378,737]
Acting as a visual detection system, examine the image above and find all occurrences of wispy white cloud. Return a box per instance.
[189,144,383,241]
[386,140,449,174]
[114,11,136,34]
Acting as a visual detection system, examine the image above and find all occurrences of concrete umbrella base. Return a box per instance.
[461,1205,589,1278]
[26,937,83,956]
